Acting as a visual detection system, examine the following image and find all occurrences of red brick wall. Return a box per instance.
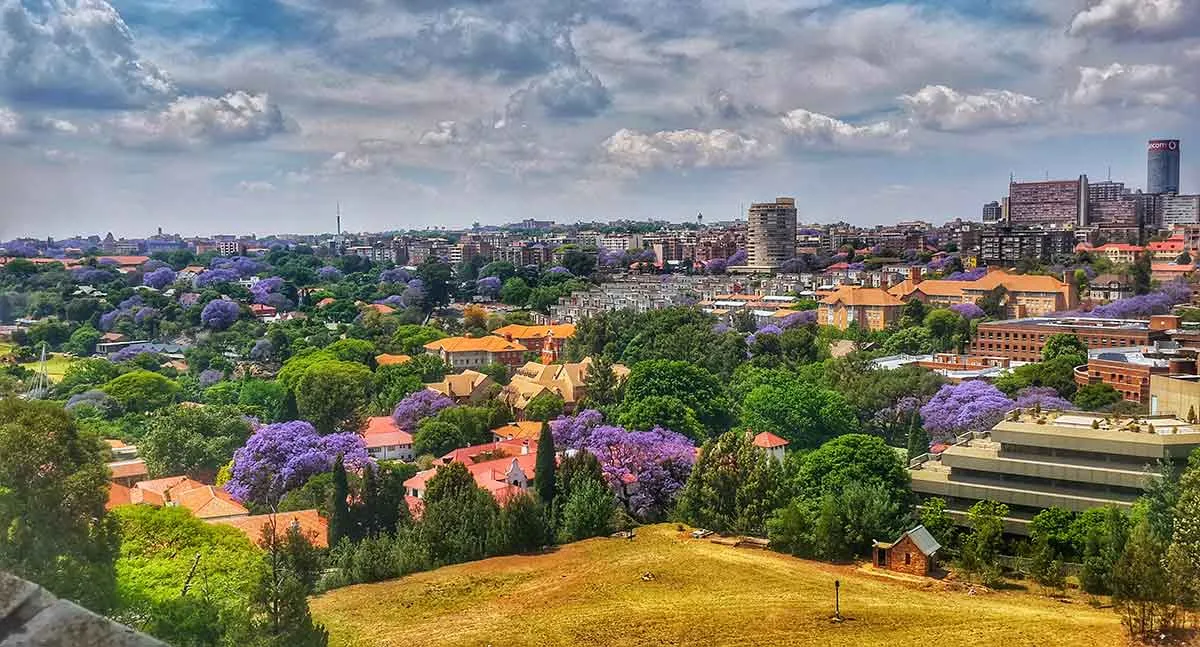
[882,536,931,576]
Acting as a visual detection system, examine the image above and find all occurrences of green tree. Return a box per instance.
[959,500,1007,586]
[497,490,551,552]
[923,309,962,351]
[525,391,565,422]
[580,355,621,408]
[1131,251,1153,295]
[1073,506,1129,595]
[882,326,935,355]
[535,422,556,505]
[793,434,911,502]
[976,285,1008,319]
[327,338,376,365]
[328,456,353,547]
[140,404,253,479]
[0,399,118,611]
[919,497,955,548]
[676,431,787,536]
[622,359,732,435]
[740,380,858,449]
[500,278,532,306]
[618,395,706,440]
[766,499,817,557]
[295,360,372,434]
[391,325,446,356]
[64,325,102,357]
[242,521,329,647]
[1074,383,1122,411]
[1112,514,1173,638]
[901,298,929,328]
[419,462,502,565]
[102,370,180,413]
[557,477,616,543]
[240,379,288,422]
[57,357,121,395]
[1041,334,1088,364]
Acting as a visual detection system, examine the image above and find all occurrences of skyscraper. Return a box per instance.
[741,197,797,272]
[982,201,1002,224]
[1148,139,1181,194]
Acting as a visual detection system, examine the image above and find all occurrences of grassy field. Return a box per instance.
[310,525,1123,647]
[0,342,74,382]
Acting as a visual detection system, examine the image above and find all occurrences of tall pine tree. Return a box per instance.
[535,421,557,505]
[328,455,352,547]
[359,463,380,538]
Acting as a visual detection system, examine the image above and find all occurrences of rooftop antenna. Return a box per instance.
[336,201,342,240]
[1107,165,1112,182]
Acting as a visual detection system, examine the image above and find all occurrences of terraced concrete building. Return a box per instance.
[909,412,1200,535]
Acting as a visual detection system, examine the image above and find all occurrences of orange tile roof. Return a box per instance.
[316,297,336,308]
[821,285,904,307]
[424,335,527,353]
[971,270,1070,293]
[441,439,537,466]
[492,421,545,441]
[98,256,150,267]
[133,475,196,496]
[492,324,576,340]
[211,509,329,549]
[1151,264,1194,273]
[366,303,396,315]
[107,459,148,480]
[104,439,127,449]
[753,431,789,449]
[375,353,412,366]
[425,370,495,399]
[173,485,249,519]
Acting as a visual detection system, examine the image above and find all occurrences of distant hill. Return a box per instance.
[311,524,1120,647]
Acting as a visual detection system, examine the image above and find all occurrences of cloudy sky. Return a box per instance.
[1,0,1198,238]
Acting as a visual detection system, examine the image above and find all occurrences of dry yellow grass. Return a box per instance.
[311,525,1124,647]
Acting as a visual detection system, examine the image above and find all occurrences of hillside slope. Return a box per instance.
[311,525,1122,647]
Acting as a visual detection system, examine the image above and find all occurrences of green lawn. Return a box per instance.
[0,342,75,382]
[311,524,1122,647]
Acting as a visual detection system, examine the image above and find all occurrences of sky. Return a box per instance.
[1,0,1198,238]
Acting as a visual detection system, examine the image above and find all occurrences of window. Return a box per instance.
[905,553,911,565]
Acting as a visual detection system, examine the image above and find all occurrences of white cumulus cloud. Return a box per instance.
[1068,63,1192,107]
[778,108,907,150]
[1069,0,1200,40]
[109,91,289,149]
[900,85,1044,131]
[601,127,770,170]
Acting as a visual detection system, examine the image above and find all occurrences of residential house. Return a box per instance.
[492,324,577,362]
[872,525,941,576]
[1075,242,1144,266]
[818,285,905,331]
[361,416,414,461]
[1149,235,1187,263]
[375,353,411,366]
[500,357,629,419]
[106,475,249,520]
[403,441,538,503]
[1088,274,1134,302]
[249,304,277,319]
[752,431,789,462]
[211,510,330,549]
[424,336,527,370]
[425,369,496,403]
[107,459,148,487]
[491,421,545,442]
[1151,263,1195,282]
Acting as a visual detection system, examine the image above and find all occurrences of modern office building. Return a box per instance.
[970,315,1178,362]
[1008,176,1088,228]
[740,197,797,272]
[1148,139,1181,195]
[1074,344,1197,405]
[982,201,1003,224]
[1161,194,1200,226]
[910,411,1200,534]
[979,227,1075,266]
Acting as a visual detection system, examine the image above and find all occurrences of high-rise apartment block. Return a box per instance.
[1148,139,1181,195]
[982,201,1003,224]
[1007,176,1088,228]
[740,197,797,272]
[1161,194,1200,226]
[979,227,1075,266]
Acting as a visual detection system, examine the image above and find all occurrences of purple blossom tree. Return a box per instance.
[726,249,747,266]
[98,310,122,331]
[231,257,262,277]
[249,338,274,361]
[133,307,159,325]
[919,381,1015,443]
[552,410,695,520]
[380,268,410,284]
[1089,281,1191,318]
[950,303,986,320]
[476,276,502,298]
[98,258,120,267]
[1014,386,1076,411]
[225,421,370,504]
[545,266,573,276]
[392,390,453,430]
[118,295,144,311]
[945,268,987,281]
[598,249,624,268]
[317,266,343,282]
[778,311,816,328]
[263,292,294,310]
[143,259,169,272]
[375,295,405,308]
[401,278,426,307]
[143,267,176,289]
[110,344,151,362]
[73,268,115,284]
[194,269,240,288]
[201,299,240,331]
[199,369,224,387]
[250,276,284,304]
[705,258,728,274]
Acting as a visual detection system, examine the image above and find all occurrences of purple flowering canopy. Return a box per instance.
[201,299,240,331]
[546,266,573,276]
[250,276,284,304]
[231,257,262,277]
[143,267,177,290]
[401,278,426,307]
[380,268,410,284]
[919,381,1015,443]
[110,344,152,363]
[98,310,122,331]
[476,275,502,297]
[598,249,624,268]
[225,421,370,504]
[199,369,224,387]
[194,268,240,288]
[375,295,405,308]
[118,295,144,311]
[249,338,274,361]
[1014,386,1076,411]
[317,266,343,281]
[747,324,782,346]
[1089,281,1191,319]
[778,310,817,328]
[945,268,987,281]
[552,410,696,520]
[73,268,116,284]
[726,249,747,266]
[950,303,986,320]
[392,390,453,430]
[705,258,728,274]
[133,307,159,325]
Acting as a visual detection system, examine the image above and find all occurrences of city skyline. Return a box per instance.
[2,1,1199,237]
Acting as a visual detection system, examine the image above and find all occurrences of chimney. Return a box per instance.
[521,440,530,455]
[907,266,921,284]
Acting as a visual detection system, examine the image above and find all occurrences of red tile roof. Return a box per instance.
[361,416,413,448]
[107,459,148,480]
[752,431,789,449]
[173,485,249,519]
[211,509,329,548]
[106,483,132,510]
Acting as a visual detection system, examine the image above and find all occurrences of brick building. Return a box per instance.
[872,525,941,576]
[970,316,1176,362]
[818,285,905,331]
[1074,345,1196,405]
